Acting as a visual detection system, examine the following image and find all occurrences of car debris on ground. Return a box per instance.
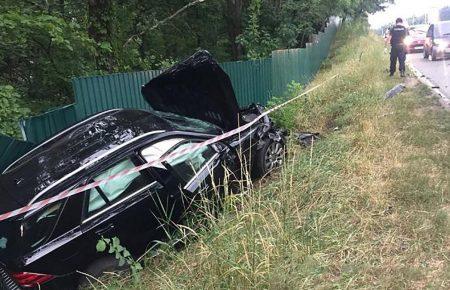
[297,132,321,147]
[384,83,405,99]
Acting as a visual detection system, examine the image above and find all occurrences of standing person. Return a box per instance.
[387,18,408,77]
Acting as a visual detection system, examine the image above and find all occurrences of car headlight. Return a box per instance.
[404,36,413,46]
[434,39,448,47]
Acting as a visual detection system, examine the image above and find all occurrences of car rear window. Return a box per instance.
[410,29,426,37]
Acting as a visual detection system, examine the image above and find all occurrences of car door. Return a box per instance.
[80,155,164,256]
[17,192,88,281]
[138,137,225,226]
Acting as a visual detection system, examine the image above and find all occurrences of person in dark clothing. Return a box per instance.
[388,18,408,77]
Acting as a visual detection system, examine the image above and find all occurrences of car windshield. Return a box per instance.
[410,28,426,37]
[435,22,450,37]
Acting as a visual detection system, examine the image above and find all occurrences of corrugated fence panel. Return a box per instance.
[220,58,272,107]
[271,48,306,96]
[17,20,339,145]
[271,21,338,97]
[72,70,160,120]
[0,134,34,172]
[20,104,77,144]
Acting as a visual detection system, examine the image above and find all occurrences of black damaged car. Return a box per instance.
[0,51,286,289]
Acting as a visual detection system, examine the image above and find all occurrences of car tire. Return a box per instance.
[431,48,438,61]
[78,256,126,288]
[252,140,285,179]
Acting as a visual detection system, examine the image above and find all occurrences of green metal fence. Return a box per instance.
[16,20,339,147]
[20,104,77,144]
[0,134,34,172]
[72,58,274,119]
[72,70,159,119]
[221,58,273,107]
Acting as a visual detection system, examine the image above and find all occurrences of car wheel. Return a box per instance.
[252,140,285,178]
[78,256,126,288]
[431,48,438,61]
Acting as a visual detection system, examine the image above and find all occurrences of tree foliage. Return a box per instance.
[0,85,29,137]
[0,0,386,113]
[0,10,96,105]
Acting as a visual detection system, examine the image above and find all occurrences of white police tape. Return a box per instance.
[0,74,338,222]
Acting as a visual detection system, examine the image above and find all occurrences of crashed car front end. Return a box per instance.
[142,50,287,177]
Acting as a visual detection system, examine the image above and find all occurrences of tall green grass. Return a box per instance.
[99,21,449,289]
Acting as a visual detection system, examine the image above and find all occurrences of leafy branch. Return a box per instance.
[123,0,207,47]
[96,237,143,275]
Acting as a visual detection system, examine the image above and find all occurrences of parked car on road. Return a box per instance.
[404,24,428,53]
[0,51,286,289]
[424,20,450,60]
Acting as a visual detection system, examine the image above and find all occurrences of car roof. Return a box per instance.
[0,109,221,207]
[431,20,450,27]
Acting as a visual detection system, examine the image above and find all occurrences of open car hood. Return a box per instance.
[142,50,240,131]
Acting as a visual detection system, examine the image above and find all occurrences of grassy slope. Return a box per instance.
[103,22,450,289]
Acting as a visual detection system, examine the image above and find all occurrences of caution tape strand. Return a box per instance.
[0,74,337,222]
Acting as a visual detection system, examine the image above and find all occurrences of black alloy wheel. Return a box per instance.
[264,142,284,172]
[252,140,285,178]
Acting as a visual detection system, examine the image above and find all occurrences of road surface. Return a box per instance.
[407,52,450,99]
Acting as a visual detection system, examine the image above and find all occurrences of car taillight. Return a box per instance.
[11,272,54,287]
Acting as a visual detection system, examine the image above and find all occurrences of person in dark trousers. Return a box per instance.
[387,18,408,77]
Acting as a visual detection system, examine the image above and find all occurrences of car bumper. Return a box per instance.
[435,47,450,57]
[406,44,425,52]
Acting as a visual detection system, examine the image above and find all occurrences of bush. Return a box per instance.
[0,85,29,138]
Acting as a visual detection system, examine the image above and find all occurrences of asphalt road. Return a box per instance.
[407,52,450,98]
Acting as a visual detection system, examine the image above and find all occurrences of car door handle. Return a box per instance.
[95,223,115,235]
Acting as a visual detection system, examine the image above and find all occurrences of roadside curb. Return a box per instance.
[407,60,450,108]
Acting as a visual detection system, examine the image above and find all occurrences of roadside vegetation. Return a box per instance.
[94,20,450,289]
[0,0,385,136]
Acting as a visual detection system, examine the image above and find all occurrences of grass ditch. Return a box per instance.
[99,22,450,289]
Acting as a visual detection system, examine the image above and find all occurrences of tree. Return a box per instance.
[0,10,96,105]
[223,0,248,60]
[0,0,386,114]
[88,0,115,71]
[237,0,278,59]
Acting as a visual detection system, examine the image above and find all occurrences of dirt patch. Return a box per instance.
[413,105,443,117]
[405,77,419,88]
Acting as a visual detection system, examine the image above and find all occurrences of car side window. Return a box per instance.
[165,142,216,183]
[141,138,185,169]
[140,138,216,184]
[86,158,150,215]
[22,202,63,248]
